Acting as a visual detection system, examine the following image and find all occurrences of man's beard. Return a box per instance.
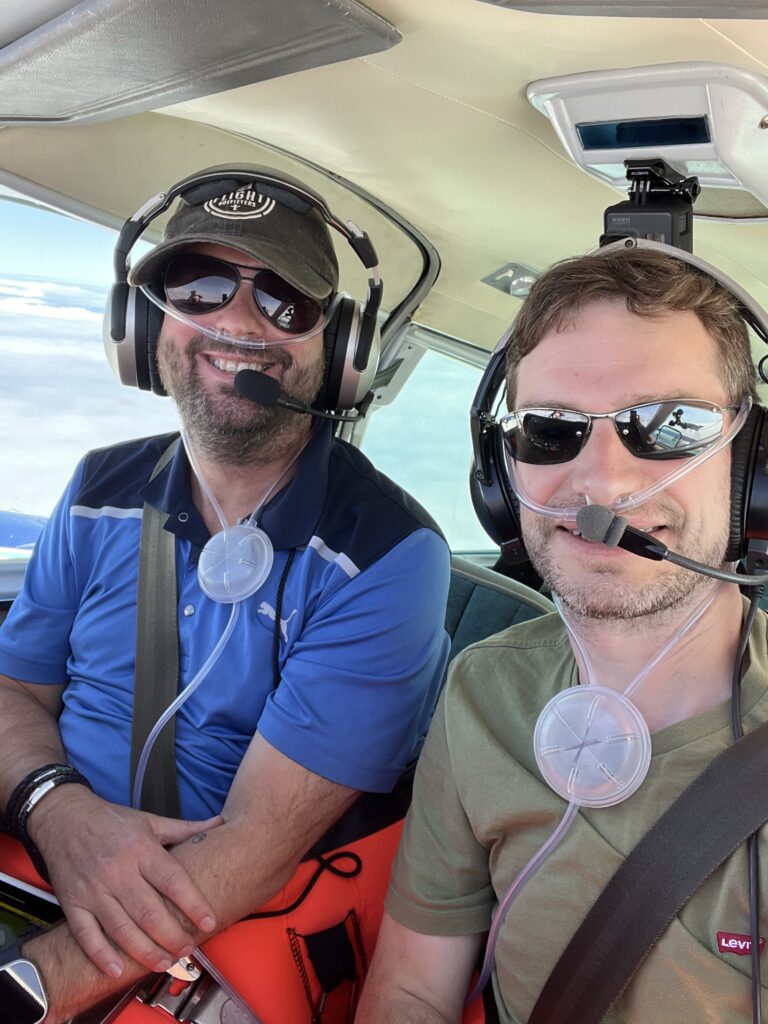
[157,333,326,466]
[522,498,730,622]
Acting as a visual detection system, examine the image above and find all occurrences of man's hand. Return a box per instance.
[27,784,222,977]
[20,736,360,1024]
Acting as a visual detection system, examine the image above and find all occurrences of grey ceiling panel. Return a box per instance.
[0,0,400,124]
[0,0,78,49]
[478,1,768,15]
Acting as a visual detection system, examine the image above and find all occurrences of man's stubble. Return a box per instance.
[157,332,326,466]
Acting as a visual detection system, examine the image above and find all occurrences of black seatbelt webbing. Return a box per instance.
[130,439,182,818]
[528,716,768,1024]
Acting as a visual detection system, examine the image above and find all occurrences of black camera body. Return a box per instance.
[600,159,701,252]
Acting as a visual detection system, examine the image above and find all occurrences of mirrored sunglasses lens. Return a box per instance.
[164,256,238,314]
[253,270,324,334]
[615,402,724,458]
[505,410,588,465]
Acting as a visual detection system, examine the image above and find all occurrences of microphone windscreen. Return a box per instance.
[575,504,628,547]
[234,369,281,407]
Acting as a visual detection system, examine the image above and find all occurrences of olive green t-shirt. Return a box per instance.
[387,610,768,1023]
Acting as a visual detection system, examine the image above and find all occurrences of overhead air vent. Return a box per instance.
[483,263,540,297]
[477,1,768,16]
[527,63,768,213]
[0,0,400,125]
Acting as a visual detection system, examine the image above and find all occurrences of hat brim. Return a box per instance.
[128,235,334,301]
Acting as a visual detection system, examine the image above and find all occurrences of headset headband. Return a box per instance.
[605,239,768,346]
[104,164,385,408]
[474,236,768,466]
[470,236,768,567]
[109,164,383,366]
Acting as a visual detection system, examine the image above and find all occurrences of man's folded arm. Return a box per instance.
[20,732,360,1023]
[355,911,483,1023]
[0,672,66,800]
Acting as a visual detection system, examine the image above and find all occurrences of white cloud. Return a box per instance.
[1,276,178,518]
[0,278,89,297]
[0,296,102,323]
[0,276,107,319]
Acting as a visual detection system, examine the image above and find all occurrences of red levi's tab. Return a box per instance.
[717,931,766,956]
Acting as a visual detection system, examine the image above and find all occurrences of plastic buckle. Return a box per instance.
[167,956,202,983]
[138,970,257,1023]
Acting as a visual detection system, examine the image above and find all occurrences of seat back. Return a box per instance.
[446,555,554,661]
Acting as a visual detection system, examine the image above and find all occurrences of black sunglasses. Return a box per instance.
[162,253,328,335]
[501,399,739,466]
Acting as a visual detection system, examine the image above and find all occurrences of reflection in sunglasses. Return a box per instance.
[163,254,326,335]
[502,399,736,466]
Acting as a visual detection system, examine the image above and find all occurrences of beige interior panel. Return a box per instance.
[1,0,767,350]
[0,116,426,316]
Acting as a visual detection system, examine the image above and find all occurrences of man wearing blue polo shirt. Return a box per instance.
[0,168,450,1023]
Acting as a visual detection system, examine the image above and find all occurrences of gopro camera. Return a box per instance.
[600,158,701,253]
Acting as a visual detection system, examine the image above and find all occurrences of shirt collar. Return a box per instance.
[139,435,207,545]
[259,420,333,548]
[139,421,333,550]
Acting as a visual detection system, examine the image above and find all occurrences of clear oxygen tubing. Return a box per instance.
[466,582,721,1005]
[131,425,309,811]
[504,396,752,524]
[140,284,342,349]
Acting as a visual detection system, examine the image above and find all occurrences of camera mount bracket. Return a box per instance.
[600,158,701,252]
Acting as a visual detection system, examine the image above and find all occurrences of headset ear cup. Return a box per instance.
[322,298,378,410]
[145,299,167,396]
[321,300,345,410]
[469,422,527,563]
[727,406,764,562]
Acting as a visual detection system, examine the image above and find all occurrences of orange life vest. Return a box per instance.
[0,824,490,1023]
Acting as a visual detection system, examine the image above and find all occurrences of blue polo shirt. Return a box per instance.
[0,423,450,819]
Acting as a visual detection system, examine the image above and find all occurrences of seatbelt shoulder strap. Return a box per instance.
[130,437,182,818]
[528,716,768,1024]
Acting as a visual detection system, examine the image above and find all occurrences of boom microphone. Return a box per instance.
[576,505,628,548]
[234,369,361,422]
[575,504,766,586]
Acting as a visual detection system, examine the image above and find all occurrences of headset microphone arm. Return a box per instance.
[575,506,767,587]
[233,369,361,423]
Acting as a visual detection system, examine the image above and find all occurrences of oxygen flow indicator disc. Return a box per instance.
[533,686,652,808]
[198,524,274,603]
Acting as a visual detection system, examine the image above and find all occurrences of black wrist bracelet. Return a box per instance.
[11,766,93,884]
[4,764,67,836]
[18,838,52,885]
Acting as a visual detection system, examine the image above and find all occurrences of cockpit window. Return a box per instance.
[361,346,493,557]
[0,199,177,523]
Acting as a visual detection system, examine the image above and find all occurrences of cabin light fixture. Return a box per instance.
[527,63,768,211]
[483,262,540,298]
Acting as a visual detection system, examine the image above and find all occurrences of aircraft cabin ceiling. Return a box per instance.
[0,0,767,353]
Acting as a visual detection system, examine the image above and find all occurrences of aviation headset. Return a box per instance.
[103,164,383,412]
[470,237,768,566]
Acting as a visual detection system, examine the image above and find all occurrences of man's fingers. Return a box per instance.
[143,853,218,935]
[121,884,200,967]
[75,891,190,974]
[66,904,126,979]
[53,808,219,974]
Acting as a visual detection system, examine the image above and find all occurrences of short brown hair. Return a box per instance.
[505,247,757,405]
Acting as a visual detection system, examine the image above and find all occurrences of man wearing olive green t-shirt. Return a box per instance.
[357,246,768,1023]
